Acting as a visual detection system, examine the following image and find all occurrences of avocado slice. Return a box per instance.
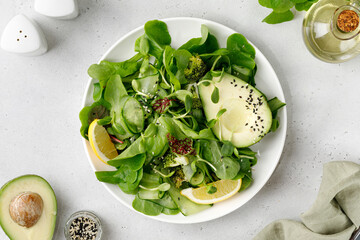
[199,72,272,147]
[0,175,57,240]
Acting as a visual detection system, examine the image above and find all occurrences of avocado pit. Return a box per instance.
[9,192,43,228]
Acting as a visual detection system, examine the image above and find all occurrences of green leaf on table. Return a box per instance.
[259,0,294,12]
[262,10,294,24]
[295,1,317,11]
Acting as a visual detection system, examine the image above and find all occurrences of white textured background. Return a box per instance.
[1,0,360,239]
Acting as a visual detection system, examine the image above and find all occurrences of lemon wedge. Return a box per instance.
[180,179,242,204]
[88,119,118,164]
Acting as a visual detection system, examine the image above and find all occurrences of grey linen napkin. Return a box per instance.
[254,161,360,240]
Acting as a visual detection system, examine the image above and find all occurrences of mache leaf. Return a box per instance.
[262,10,294,24]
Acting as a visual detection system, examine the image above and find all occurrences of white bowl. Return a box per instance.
[82,17,287,224]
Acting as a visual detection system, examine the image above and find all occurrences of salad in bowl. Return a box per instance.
[79,19,285,217]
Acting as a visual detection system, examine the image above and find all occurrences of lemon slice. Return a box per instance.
[180,179,242,204]
[88,119,118,164]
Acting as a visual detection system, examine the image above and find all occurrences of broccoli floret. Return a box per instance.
[171,167,185,188]
[184,55,207,82]
[163,151,189,168]
[163,152,178,168]
[192,97,202,109]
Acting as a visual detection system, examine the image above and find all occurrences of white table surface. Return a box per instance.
[1,0,360,239]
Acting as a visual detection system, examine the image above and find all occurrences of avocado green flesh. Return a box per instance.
[0,175,57,240]
[199,72,272,148]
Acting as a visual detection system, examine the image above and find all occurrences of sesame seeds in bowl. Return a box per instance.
[64,211,102,240]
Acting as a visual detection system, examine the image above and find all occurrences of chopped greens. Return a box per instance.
[79,20,285,217]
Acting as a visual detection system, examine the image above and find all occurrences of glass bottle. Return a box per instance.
[303,0,360,63]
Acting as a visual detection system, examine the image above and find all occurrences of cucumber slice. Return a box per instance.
[138,188,162,200]
[162,208,180,215]
[167,184,211,216]
[232,64,252,81]
[149,193,178,210]
[189,169,205,186]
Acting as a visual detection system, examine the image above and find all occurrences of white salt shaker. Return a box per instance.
[34,0,79,20]
[0,14,48,56]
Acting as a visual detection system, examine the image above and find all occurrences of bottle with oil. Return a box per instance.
[303,0,360,63]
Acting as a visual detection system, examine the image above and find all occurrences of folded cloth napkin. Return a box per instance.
[254,161,360,240]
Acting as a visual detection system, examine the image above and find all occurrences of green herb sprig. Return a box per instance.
[259,0,318,24]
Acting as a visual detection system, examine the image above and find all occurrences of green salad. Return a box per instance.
[79,20,285,216]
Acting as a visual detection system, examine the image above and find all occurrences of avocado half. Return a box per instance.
[199,72,272,148]
[0,175,57,240]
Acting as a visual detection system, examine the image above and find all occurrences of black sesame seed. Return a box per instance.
[230,82,233,84]
[241,86,244,88]
[235,84,238,87]
[239,96,242,98]
[245,123,248,126]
